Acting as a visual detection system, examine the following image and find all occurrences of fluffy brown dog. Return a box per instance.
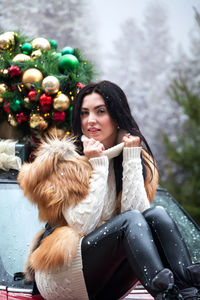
[18,136,92,281]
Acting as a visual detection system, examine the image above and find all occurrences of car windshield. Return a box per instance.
[153,188,200,263]
[0,180,44,288]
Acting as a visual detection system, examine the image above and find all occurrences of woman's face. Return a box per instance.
[80,92,118,149]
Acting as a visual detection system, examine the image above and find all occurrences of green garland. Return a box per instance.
[0,31,95,137]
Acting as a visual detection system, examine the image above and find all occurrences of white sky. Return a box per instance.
[92,0,200,54]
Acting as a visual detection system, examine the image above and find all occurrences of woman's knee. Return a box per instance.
[143,206,176,229]
[120,210,149,228]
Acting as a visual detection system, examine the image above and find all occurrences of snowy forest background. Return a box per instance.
[0,0,200,220]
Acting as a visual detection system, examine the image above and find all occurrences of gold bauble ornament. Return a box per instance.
[23,97,30,103]
[4,31,15,43]
[8,114,18,127]
[0,69,8,75]
[23,97,32,109]
[0,31,15,50]
[31,38,51,51]
[42,76,60,95]
[0,35,11,50]
[29,113,48,130]
[0,83,8,103]
[0,83,8,93]
[31,49,42,60]
[53,93,70,111]
[22,68,43,89]
[23,97,30,102]
[13,54,31,62]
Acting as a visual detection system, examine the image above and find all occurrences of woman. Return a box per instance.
[35,81,200,300]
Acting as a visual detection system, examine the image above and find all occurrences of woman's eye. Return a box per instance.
[98,109,106,114]
[80,111,88,116]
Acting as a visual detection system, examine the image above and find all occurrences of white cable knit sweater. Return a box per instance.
[35,142,150,300]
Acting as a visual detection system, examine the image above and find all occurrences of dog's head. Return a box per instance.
[18,135,92,224]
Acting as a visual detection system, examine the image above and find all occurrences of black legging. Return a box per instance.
[81,206,192,300]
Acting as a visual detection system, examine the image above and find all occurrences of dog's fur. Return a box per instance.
[18,136,92,281]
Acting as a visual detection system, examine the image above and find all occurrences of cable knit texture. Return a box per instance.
[35,141,150,300]
[35,238,88,300]
[121,147,150,212]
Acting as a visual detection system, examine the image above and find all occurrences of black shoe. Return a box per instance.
[155,285,183,300]
[186,264,200,288]
[152,269,183,300]
[178,264,200,300]
[180,287,200,300]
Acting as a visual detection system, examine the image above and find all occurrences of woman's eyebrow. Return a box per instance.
[94,104,106,109]
[81,104,106,110]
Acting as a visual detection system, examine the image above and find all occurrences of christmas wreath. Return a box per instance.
[0,31,95,139]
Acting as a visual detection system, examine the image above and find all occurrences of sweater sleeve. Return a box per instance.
[62,156,109,235]
[121,147,150,213]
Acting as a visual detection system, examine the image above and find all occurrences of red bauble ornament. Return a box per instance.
[16,112,27,124]
[3,102,11,113]
[53,111,66,122]
[39,93,52,112]
[8,65,21,78]
[76,82,85,89]
[28,90,38,102]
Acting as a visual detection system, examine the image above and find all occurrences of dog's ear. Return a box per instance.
[18,162,35,201]
[17,154,57,204]
[17,141,63,199]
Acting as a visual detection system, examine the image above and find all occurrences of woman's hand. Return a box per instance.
[83,138,105,159]
[122,133,141,147]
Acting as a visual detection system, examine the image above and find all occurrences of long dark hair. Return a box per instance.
[72,80,155,194]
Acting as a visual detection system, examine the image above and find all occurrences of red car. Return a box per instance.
[0,172,199,300]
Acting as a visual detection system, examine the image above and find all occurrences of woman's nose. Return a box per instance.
[88,114,96,124]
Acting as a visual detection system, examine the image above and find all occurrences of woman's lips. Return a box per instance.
[88,128,100,134]
[88,128,100,132]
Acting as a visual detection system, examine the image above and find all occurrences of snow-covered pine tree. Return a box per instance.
[162,9,200,223]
